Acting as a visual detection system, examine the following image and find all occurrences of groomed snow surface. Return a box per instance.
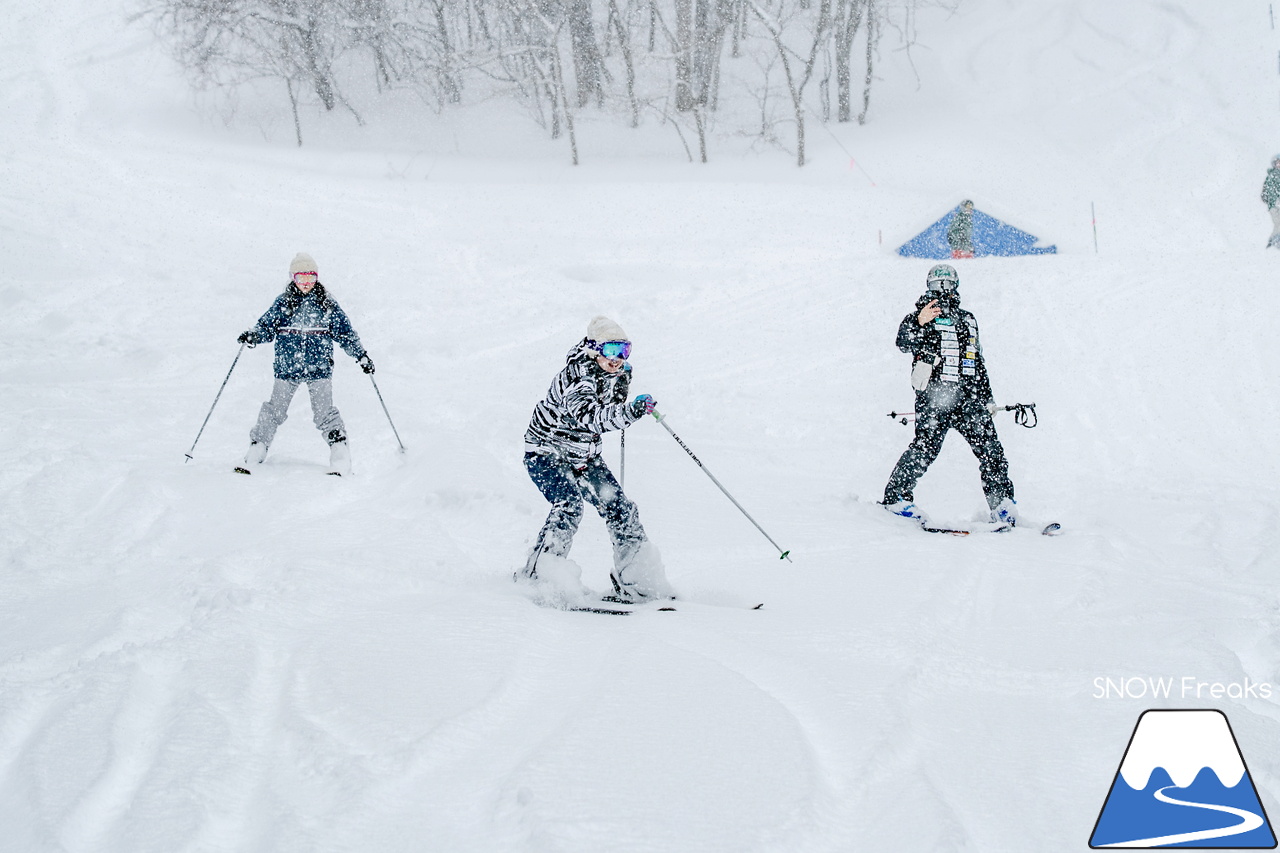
[3,0,1280,850]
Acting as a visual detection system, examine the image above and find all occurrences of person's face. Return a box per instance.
[293,272,318,293]
[596,354,624,373]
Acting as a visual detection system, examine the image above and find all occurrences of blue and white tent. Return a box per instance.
[897,204,1057,259]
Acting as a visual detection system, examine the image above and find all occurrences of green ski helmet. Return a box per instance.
[925,263,959,293]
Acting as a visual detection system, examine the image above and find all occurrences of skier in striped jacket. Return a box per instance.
[520,316,672,601]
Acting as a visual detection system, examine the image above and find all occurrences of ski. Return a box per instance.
[922,526,972,536]
[601,595,763,611]
[232,466,351,477]
[601,594,673,606]
[923,523,1012,535]
[600,595,678,612]
[567,605,633,616]
[923,521,1062,536]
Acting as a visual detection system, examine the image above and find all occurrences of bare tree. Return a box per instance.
[565,0,605,105]
[152,0,947,161]
[832,0,864,122]
[747,0,831,166]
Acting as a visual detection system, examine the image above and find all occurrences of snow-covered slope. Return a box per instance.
[2,1,1279,851]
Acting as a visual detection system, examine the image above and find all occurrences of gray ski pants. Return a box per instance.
[250,378,345,446]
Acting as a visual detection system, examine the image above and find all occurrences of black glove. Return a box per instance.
[357,353,375,374]
[238,330,262,346]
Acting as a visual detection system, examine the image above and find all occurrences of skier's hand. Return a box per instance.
[238,330,262,346]
[631,394,657,417]
[358,353,375,374]
[917,300,942,326]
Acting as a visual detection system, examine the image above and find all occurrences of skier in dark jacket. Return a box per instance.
[881,264,1017,527]
[947,199,976,258]
[520,316,672,601]
[1261,157,1280,248]
[237,252,373,476]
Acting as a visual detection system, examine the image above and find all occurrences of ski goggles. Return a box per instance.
[927,278,958,293]
[293,271,318,280]
[595,340,631,360]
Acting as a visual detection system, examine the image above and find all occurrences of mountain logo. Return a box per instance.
[1090,709,1276,848]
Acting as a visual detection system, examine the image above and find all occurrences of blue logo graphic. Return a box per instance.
[1090,710,1276,848]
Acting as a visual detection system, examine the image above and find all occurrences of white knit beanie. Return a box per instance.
[290,252,318,277]
[586,315,628,343]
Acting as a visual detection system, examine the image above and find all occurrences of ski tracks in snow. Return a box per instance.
[493,617,829,853]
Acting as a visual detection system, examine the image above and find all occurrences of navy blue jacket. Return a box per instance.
[251,283,366,381]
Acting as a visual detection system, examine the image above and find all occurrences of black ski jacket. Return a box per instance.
[896,294,995,403]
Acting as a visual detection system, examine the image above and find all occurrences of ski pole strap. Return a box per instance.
[652,410,792,562]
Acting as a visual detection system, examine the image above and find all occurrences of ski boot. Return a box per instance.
[989,497,1018,528]
[883,500,929,525]
[327,430,351,476]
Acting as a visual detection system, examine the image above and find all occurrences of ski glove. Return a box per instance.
[357,353,375,374]
[238,330,262,346]
[631,394,657,417]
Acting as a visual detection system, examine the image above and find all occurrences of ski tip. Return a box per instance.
[1041,522,1063,536]
[752,603,764,610]
[327,471,343,477]
[233,466,251,475]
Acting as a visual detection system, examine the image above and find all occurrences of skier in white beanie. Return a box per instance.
[520,316,673,602]
[235,252,375,476]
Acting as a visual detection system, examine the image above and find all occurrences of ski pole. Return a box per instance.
[651,409,791,562]
[184,343,246,462]
[369,374,407,452]
[620,428,626,488]
[888,404,1037,428]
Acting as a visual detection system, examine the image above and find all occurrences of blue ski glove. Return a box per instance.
[358,353,375,374]
[631,394,656,417]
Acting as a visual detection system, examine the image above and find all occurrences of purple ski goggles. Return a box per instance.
[594,340,631,360]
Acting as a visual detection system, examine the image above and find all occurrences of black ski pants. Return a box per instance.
[883,386,1014,509]
[522,451,647,579]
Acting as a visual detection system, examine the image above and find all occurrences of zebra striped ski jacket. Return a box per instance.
[524,340,639,465]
